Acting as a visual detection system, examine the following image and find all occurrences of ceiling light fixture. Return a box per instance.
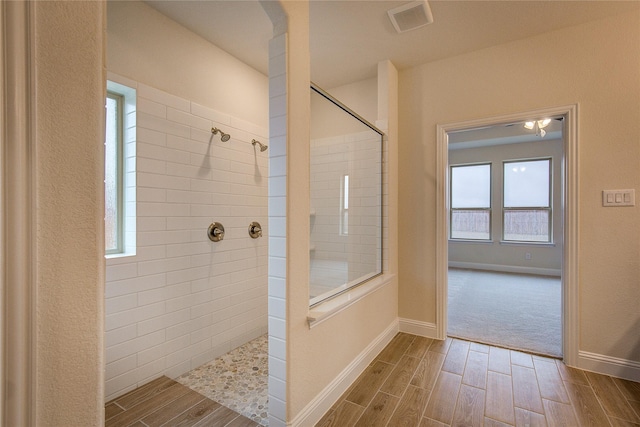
[524,118,551,137]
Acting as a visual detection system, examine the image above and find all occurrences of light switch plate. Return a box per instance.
[602,189,635,207]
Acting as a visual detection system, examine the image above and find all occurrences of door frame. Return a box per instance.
[2,0,37,423]
[435,105,579,365]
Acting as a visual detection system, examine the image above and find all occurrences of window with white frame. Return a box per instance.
[450,163,491,240]
[105,91,124,254]
[340,174,349,235]
[105,80,136,256]
[503,159,551,242]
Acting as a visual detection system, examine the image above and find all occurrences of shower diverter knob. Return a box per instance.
[207,222,225,242]
[248,222,262,239]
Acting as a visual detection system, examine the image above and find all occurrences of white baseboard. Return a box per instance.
[449,261,561,277]
[398,318,438,339]
[577,351,640,383]
[290,319,399,427]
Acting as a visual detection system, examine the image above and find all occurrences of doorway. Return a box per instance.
[435,106,579,363]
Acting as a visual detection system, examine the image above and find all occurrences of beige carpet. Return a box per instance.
[447,268,562,357]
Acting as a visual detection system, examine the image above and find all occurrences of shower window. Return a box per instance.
[105,91,124,254]
[105,80,137,257]
[309,84,383,306]
[340,174,349,236]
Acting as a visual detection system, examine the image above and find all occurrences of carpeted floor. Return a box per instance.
[447,268,562,357]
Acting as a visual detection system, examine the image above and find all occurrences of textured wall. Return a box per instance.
[33,1,105,424]
[399,11,640,362]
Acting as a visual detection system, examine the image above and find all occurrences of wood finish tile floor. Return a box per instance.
[317,333,640,427]
[105,376,260,427]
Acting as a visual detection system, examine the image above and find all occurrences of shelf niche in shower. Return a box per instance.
[309,83,384,307]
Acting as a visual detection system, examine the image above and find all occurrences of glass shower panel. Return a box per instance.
[309,85,383,306]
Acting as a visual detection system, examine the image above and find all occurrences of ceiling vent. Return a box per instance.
[387,1,433,34]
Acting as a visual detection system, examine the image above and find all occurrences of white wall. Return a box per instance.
[105,2,269,401]
[399,10,640,364]
[328,78,378,125]
[107,1,269,129]
[448,138,563,276]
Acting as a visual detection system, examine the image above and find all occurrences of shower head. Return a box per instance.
[252,139,268,152]
[211,127,231,142]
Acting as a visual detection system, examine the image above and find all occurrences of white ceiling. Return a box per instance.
[144,0,639,89]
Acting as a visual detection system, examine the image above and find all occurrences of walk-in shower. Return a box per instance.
[104,74,269,424]
[104,72,380,427]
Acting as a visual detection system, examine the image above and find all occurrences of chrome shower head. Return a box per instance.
[211,127,231,142]
[252,139,268,152]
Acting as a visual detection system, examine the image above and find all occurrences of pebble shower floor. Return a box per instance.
[177,334,269,426]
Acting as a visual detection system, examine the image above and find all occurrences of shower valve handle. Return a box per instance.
[249,222,262,239]
[208,222,225,242]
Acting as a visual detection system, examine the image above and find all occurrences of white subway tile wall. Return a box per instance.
[105,75,268,401]
[267,33,288,427]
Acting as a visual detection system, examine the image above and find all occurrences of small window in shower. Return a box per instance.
[105,80,137,257]
[340,174,349,236]
[105,91,124,254]
[309,84,383,306]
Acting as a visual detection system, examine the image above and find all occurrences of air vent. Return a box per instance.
[387,1,433,34]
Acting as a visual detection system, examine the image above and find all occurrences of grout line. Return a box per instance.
[381,376,407,426]
[417,385,435,425]
[563,379,587,426]
[222,414,241,427]
[509,357,517,425]
[158,396,209,427]
[584,373,624,425]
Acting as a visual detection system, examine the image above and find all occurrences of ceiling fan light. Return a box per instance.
[524,121,535,130]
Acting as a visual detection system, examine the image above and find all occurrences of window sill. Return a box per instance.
[448,239,556,247]
[449,239,493,244]
[307,273,395,329]
[499,241,556,247]
[105,251,136,261]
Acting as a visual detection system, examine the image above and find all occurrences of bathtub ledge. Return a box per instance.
[307,274,396,328]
